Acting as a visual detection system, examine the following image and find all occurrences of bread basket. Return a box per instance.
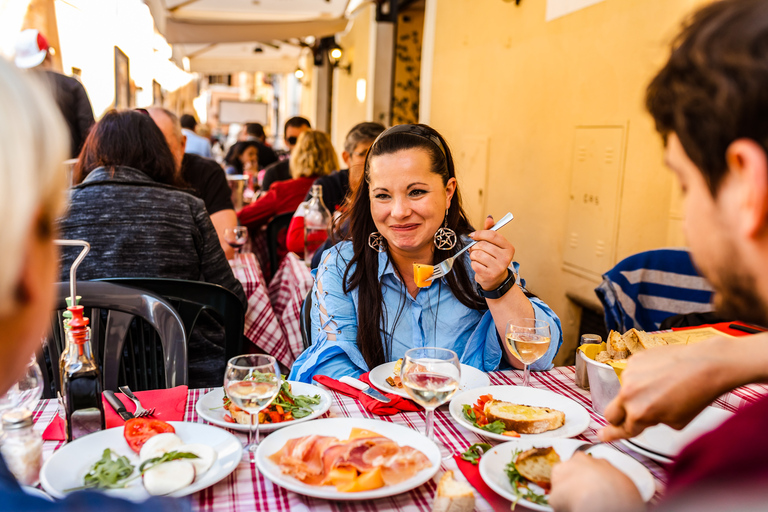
[578,343,621,416]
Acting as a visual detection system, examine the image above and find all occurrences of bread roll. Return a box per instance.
[432,471,475,512]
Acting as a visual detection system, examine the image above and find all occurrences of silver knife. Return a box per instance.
[340,376,392,403]
[104,390,134,421]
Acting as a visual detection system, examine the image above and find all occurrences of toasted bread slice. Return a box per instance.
[432,471,475,512]
[483,400,565,434]
[622,329,642,354]
[515,447,561,488]
[595,350,613,364]
[633,329,667,350]
[607,331,631,359]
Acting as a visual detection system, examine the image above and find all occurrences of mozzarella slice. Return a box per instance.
[143,459,195,496]
[139,433,183,462]
[177,443,217,476]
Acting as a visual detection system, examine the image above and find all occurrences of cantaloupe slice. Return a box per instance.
[329,467,358,489]
[413,263,434,288]
[337,467,385,492]
[348,428,382,440]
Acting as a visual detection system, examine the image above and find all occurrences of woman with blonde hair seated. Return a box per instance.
[290,124,562,382]
[0,58,186,510]
[237,130,338,230]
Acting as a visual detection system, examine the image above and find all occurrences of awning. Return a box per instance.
[164,17,349,45]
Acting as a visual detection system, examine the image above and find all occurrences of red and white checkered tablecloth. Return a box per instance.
[34,368,768,511]
[230,252,313,368]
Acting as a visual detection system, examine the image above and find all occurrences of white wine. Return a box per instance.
[226,380,279,412]
[402,373,459,409]
[507,333,551,364]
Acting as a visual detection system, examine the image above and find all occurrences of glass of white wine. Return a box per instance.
[224,354,281,464]
[401,347,460,456]
[506,319,551,387]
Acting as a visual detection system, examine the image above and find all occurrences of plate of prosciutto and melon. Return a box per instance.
[255,418,441,500]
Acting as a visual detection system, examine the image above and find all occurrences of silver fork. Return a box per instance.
[573,442,607,455]
[118,386,155,417]
[425,212,515,282]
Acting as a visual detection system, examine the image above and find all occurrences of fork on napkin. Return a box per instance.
[313,373,421,416]
[43,385,188,441]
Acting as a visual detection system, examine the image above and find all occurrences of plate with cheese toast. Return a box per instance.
[479,439,655,510]
[448,386,590,441]
[369,360,490,399]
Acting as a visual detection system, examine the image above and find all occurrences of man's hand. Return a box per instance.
[549,453,644,512]
[468,215,515,291]
[599,337,739,441]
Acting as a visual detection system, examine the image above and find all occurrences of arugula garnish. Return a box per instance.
[459,443,492,465]
[65,448,135,491]
[139,451,199,473]
[505,449,549,509]
[462,404,508,435]
[223,379,321,420]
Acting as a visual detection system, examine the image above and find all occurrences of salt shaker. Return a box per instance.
[0,410,42,486]
[575,334,602,389]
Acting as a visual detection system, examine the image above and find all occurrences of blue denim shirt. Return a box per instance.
[0,453,188,512]
[289,241,563,382]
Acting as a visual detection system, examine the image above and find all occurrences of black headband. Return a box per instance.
[371,124,447,159]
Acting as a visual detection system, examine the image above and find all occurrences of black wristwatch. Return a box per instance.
[476,269,517,299]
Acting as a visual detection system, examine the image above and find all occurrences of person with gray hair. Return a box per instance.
[0,57,188,511]
[148,108,237,259]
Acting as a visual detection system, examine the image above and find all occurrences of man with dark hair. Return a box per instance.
[238,122,278,169]
[13,29,94,159]
[180,113,212,158]
[261,116,311,191]
[149,108,237,259]
[551,1,768,511]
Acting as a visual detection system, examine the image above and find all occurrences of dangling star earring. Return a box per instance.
[433,210,457,250]
[368,232,387,252]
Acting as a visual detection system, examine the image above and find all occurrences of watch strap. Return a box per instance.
[476,268,517,299]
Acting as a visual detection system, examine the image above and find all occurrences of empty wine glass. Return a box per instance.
[223,354,281,464]
[0,356,44,423]
[506,319,552,387]
[224,226,249,267]
[401,347,460,457]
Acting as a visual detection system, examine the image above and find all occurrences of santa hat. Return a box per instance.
[14,29,49,69]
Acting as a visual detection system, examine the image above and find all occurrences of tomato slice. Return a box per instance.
[123,417,175,453]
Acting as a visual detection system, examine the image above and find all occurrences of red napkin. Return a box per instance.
[43,385,188,441]
[313,373,421,416]
[672,321,763,337]
[453,454,511,510]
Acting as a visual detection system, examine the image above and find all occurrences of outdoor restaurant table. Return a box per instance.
[32,367,768,511]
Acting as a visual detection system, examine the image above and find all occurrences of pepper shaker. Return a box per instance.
[575,334,602,389]
[0,410,42,486]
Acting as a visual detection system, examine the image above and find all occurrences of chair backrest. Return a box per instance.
[95,278,245,362]
[266,212,294,276]
[42,281,187,397]
[300,288,313,350]
[594,248,715,332]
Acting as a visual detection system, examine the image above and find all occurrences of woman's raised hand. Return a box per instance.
[468,215,515,292]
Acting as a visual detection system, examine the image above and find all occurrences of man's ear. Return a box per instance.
[725,139,768,238]
[181,135,187,148]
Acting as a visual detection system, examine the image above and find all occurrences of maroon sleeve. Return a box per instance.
[237,189,279,228]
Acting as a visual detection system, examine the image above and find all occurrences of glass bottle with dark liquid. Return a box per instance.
[60,305,104,441]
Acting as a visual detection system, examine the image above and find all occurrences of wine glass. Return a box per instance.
[0,356,44,425]
[224,354,281,464]
[224,226,249,266]
[506,319,552,387]
[400,347,460,457]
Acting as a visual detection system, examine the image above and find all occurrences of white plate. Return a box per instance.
[40,422,241,501]
[449,386,590,441]
[256,417,440,500]
[195,381,332,432]
[620,440,674,465]
[624,406,732,459]
[369,362,490,399]
[479,439,655,511]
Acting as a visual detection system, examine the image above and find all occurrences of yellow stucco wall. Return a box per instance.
[427,0,708,363]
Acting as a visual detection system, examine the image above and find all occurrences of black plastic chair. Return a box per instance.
[95,278,245,363]
[41,281,187,397]
[300,288,313,350]
[266,212,294,277]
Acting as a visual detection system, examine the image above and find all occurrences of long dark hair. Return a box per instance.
[338,124,487,370]
[75,110,181,187]
[224,141,259,174]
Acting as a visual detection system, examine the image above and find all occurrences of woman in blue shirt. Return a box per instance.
[290,124,562,382]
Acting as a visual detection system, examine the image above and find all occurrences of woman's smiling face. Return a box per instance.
[368,148,456,256]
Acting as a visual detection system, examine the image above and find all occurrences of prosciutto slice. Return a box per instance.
[268,433,431,486]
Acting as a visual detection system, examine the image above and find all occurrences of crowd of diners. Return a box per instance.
[1,0,768,509]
